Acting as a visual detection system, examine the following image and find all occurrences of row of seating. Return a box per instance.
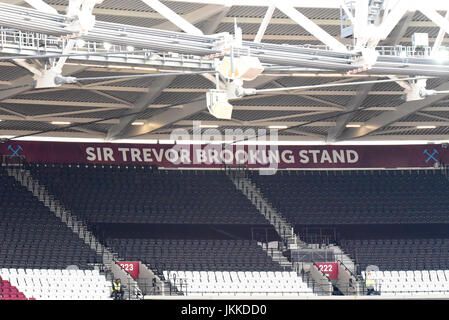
[29,166,268,225]
[0,279,30,300]
[341,238,449,271]
[0,269,112,300]
[0,168,103,271]
[23,164,292,290]
[248,169,449,275]
[362,269,449,296]
[165,270,314,297]
[108,238,285,273]
[249,169,449,225]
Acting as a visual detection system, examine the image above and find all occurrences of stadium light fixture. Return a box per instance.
[346,124,362,128]
[416,125,437,129]
[198,124,219,128]
[268,125,288,129]
[131,121,145,126]
[51,121,71,125]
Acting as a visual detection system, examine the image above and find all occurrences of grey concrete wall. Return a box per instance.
[138,262,164,295]
[335,261,359,295]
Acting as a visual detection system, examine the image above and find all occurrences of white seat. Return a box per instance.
[398,271,407,278]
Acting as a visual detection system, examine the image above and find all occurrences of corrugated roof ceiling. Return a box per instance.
[0,1,449,142]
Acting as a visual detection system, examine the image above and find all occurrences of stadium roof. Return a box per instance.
[2,0,449,143]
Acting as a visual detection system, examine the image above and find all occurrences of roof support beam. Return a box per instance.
[24,0,57,14]
[87,89,134,107]
[0,114,119,124]
[140,0,204,35]
[326,82,376,142]
[72,126,107,135]
[420,8,449,42]
[31,107,122,119]
[383,10,415,46]
[337,81,449,141]
[0,106,27,118]
[370,127,416,135]
[54,40,76,74]
[353,0,369,44]
[1,1,25,4]
[431,10,449,56]
[254,5,275,43]
[275,3,349,52]
[152,4,227,32]
[363,0,409,48]
[251,110,334,123]
[415,111,449,122]
[284,128,325,138]
[0,77,34,102]
[118,99,208,139]
[106,75,176,140]
[302,95,346,110]
[201,6,230,34]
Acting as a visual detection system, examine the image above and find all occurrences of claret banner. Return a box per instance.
[0,141,448,169]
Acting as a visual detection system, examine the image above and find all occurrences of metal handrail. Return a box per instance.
[336,259,359,279]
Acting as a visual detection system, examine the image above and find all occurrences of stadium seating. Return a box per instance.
[248,169,449,296]
[0,277,28,300]
[249,169,449,225]
[21,164,300,296]
[0,268,112,300]
[28,164,268,225]
[0,167,102,270]
[165,270,314,296]
[341,238,449,271]
[106,239,286,272]
[23,162,449,297]
[362,269,449,296]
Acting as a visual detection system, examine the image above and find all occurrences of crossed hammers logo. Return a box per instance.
[8,145,23,159]
[423,148,439,164]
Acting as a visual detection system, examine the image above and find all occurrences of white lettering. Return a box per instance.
[268,150,280,164]
[142,149,153,162]
[235,150,248,164]
[332,150,345,163]
[118,148,130,162]
[196,149,207,164]
[281,150,294,164]
[320,150,332,163]
[309,150,320,163]
[208,149,221,164]
[165,149,179,163]
[153,149,164,162]
[179,148,191,164]
[86,147,96,161]
[96,147,102,161]
[103,148,115,162]
[299,150,309,164]
[130,148,142,162]
[347,150,359,163]
[221,149,234,164]
[248,149,260,164]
